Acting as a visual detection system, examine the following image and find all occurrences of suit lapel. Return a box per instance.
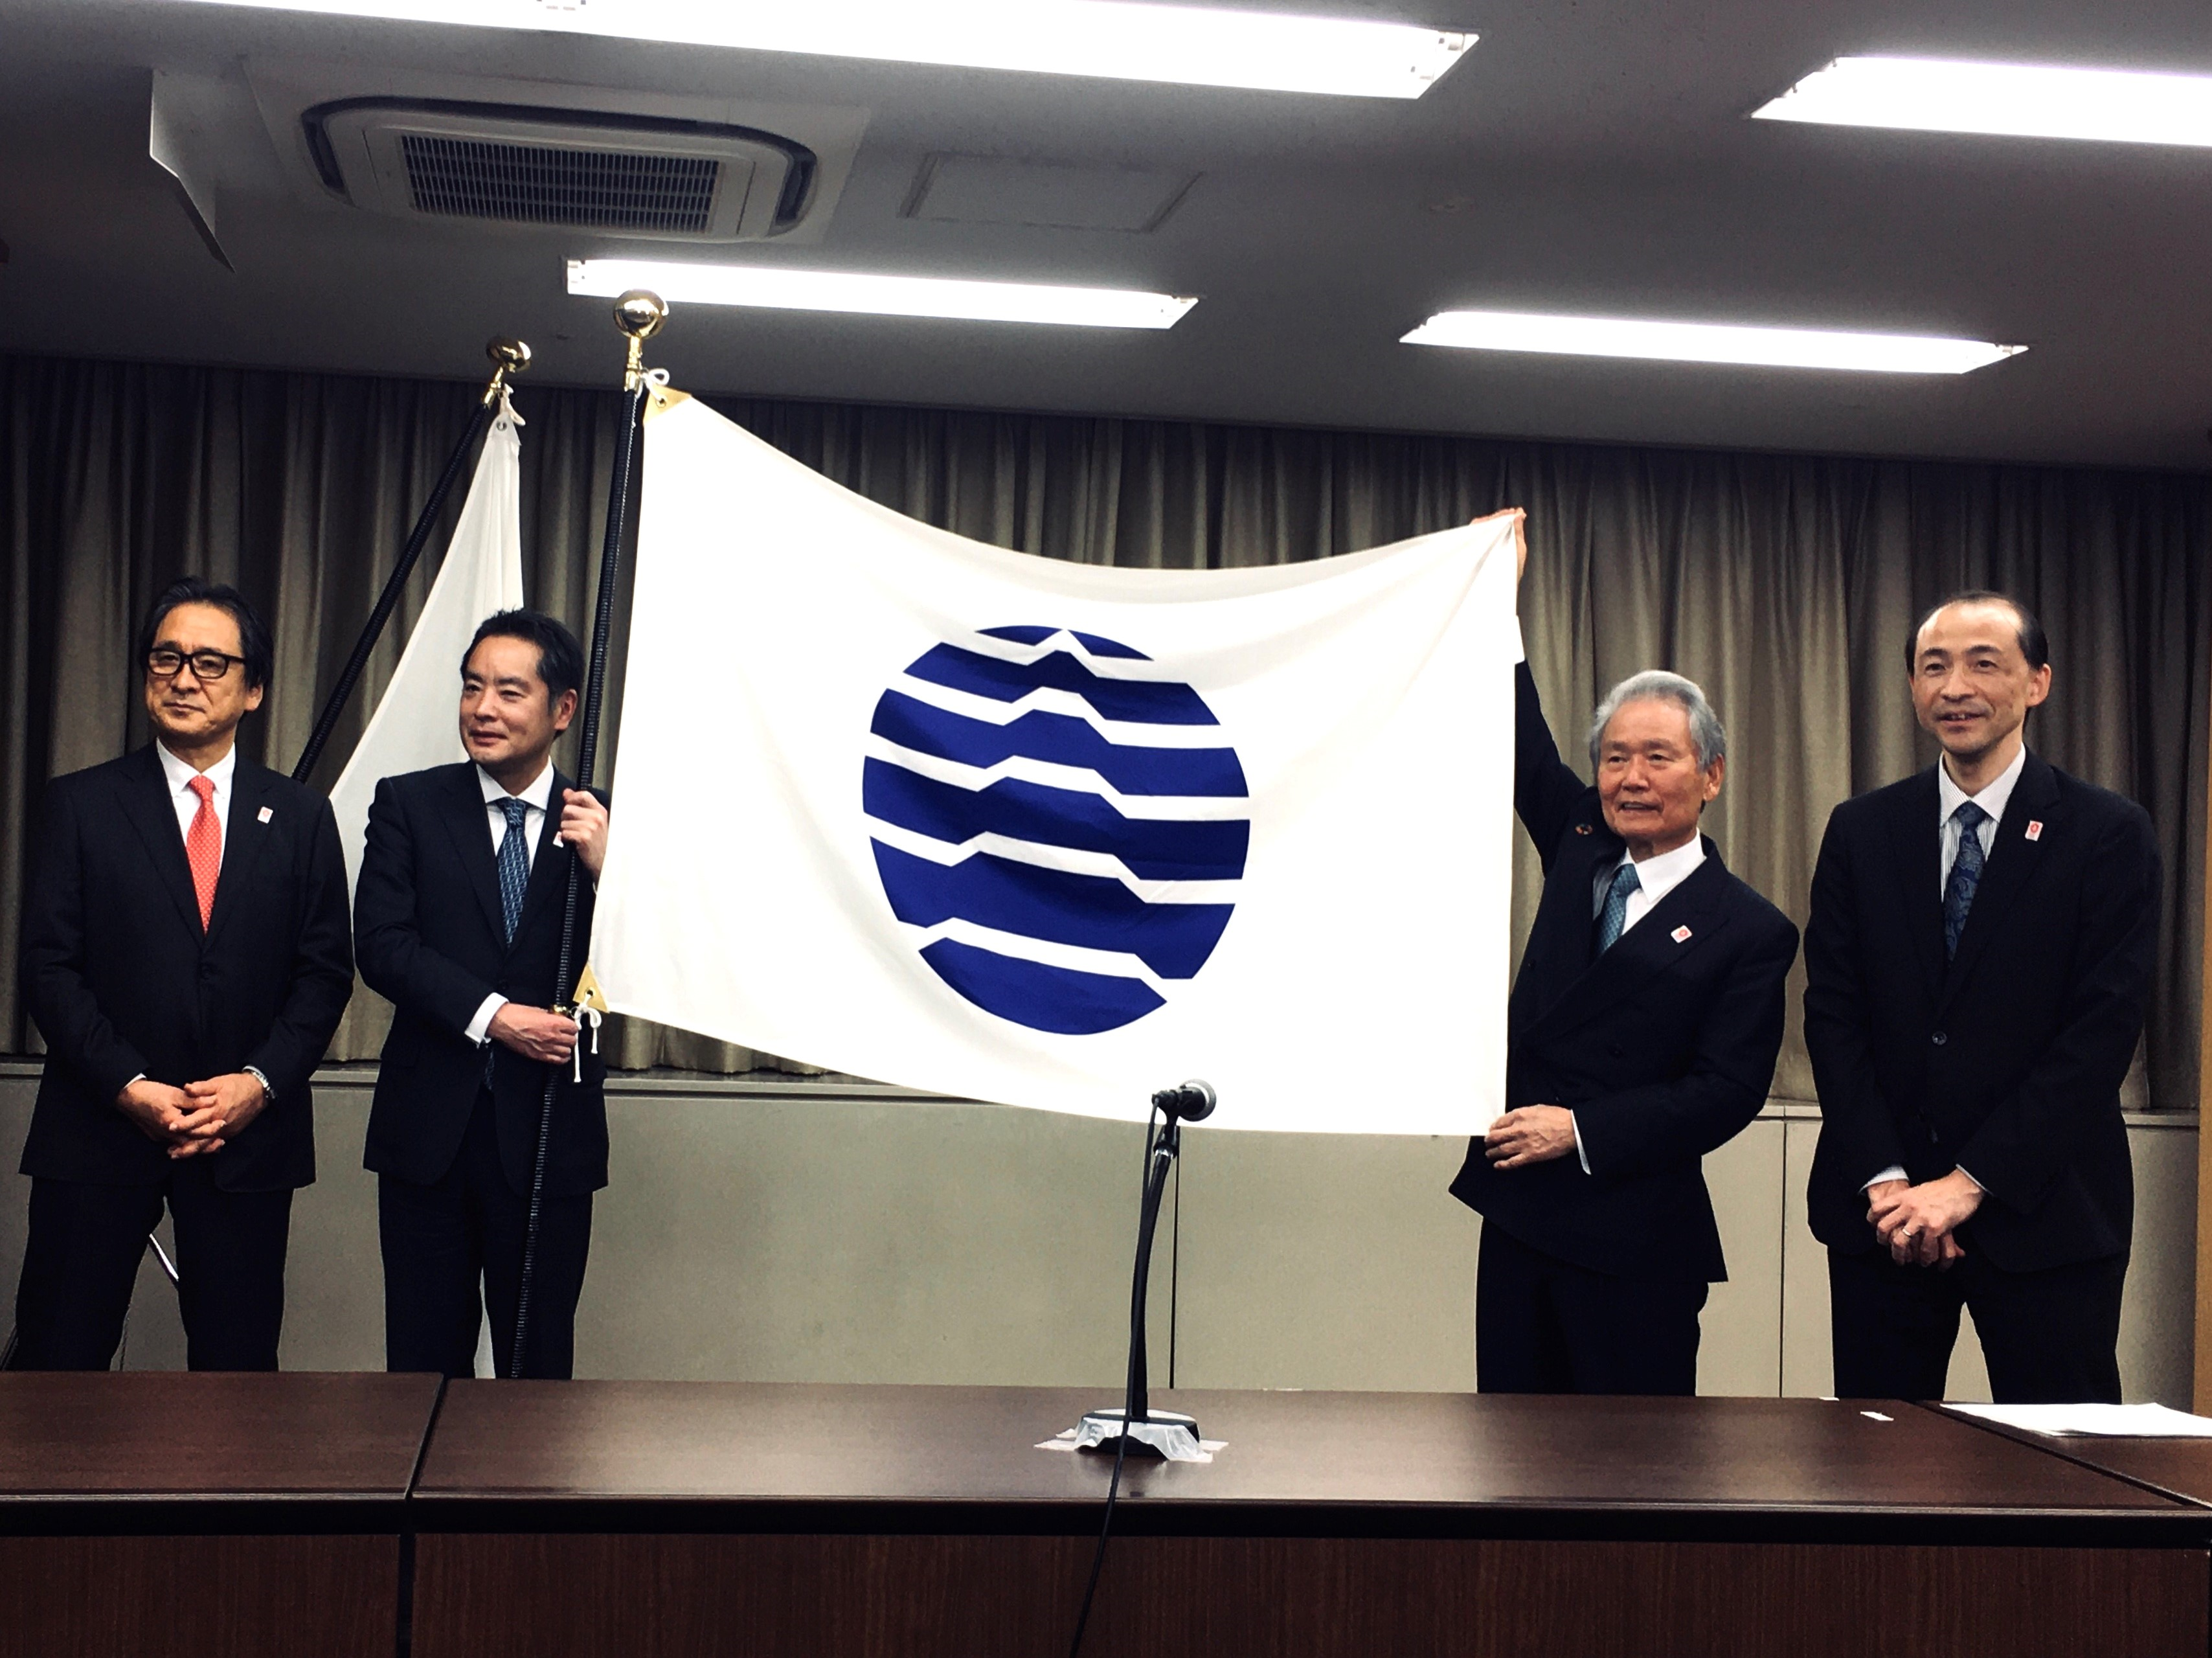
[115,745,207,940]
[1884,769,1947,1005]
[435,764,510,945]
[1535,843,1735,1040]
[1940,753,2058,1009]
[202,761,278,950]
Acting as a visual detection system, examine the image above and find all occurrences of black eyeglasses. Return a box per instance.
[148,647,247,683]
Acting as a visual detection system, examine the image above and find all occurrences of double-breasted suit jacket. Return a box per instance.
[1450,664,1800,1280]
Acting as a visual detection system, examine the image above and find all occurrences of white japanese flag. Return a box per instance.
[590,390,1520,1133]
[328,394,527,893]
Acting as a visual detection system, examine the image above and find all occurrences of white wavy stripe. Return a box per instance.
[867,736,1252,821]
[866,816,1244,905]
[890,673,1232,750]
[951,627,1200,685]
[898,916,1176,997]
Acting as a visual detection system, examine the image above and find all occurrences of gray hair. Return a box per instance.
[1586,670,1726,771]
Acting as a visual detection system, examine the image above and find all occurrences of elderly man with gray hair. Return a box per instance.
[1449,538,1798,1395]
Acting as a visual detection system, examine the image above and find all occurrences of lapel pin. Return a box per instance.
[1671,925,1693,943]
[256,806,273,824]
[1574,823,1593,836]
[2025,820,2043,842]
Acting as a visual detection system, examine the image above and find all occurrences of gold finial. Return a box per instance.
[613,290,668,391]
[482,336,532,405]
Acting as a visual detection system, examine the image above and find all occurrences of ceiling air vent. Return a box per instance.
[304,98,819,240]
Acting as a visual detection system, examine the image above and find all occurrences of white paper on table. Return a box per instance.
[1035,1429,1228,1464]
[1946,1402,2212,1437]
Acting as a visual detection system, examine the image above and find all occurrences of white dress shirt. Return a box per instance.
[156,741,236,865]
[1862,747,2025,1194]
[464,762,556,1045]
[1568,834,1708,1174]
[1590,834,1707,935]
[1936,742,2026,892]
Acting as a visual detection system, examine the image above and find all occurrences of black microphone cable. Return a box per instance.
[1064,1099,1161,1658]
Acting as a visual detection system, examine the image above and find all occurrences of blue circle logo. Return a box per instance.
[865,625,1250,1035]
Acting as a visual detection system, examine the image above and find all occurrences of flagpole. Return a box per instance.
[508,291,664,1380]
[290,337,532,785]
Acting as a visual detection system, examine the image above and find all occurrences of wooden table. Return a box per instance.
[407,1382,2212,1658]
[0,1371,441,1658]
[1930,1405,2212,1510]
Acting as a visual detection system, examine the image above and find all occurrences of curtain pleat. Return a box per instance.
[2,355,2206,1109]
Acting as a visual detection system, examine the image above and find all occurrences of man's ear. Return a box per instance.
[552,688,580,732]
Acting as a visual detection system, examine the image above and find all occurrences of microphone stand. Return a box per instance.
[1072,1105,1202,1458]
[1062,1084,1213,1658]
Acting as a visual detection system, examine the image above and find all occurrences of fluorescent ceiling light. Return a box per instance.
[1754,56,2212,148]
[569,258,1199,329]
[161,0,1474,98]
[1403,310,2024,374]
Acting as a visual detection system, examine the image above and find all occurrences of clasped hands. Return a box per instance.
[1867,1171,1982,1269]
[115,1073,267,1159]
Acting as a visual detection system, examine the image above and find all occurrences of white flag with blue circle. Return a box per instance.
[589,389,1520,1133]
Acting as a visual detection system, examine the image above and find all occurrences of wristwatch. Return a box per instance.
[242,1065,275,1106]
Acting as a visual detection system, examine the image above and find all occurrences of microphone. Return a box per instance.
[1151,1080,1217,1122]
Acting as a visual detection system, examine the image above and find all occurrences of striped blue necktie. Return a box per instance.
[1943,801,1989,960]
[497,797,531,945]
[1594,861,1642,955]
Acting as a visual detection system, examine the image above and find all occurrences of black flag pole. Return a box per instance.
[290,337,532,786]
[508,290,666,1380]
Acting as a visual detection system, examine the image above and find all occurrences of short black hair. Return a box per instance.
[137,578,273,692]
[1906,589,2049,674]
[464,608,583,703]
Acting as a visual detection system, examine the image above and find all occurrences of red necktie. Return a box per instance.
[185,774,221,930]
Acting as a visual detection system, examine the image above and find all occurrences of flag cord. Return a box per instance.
[292,345,526,785]
[508,370,646,1379]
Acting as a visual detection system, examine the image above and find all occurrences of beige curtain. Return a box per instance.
[5,356,2207,1108]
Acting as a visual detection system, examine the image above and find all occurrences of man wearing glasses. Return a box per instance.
[14,578,353,1368]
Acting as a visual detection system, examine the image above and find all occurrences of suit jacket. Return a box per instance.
[1449,663,1800,1280]
[355,762,608,1197]
[17,744,354,1192]
[1801,751,2158,1272]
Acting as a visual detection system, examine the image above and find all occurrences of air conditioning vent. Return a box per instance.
[304,98,819,240]
[398,133,722,233]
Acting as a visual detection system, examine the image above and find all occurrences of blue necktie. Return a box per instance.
[497,797,531,946]
[1943,801,1989,960]
[1594,861,1642,955]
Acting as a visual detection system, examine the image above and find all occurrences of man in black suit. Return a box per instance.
[16,578,353,1369]
[356,609,610,1380]
[1450,536,1799,1394]
[1804,591,2158,1403]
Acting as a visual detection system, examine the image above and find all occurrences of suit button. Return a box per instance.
[1931,1031,1947,1046]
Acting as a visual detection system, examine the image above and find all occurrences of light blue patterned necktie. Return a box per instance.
[497,797,532,946]
[1594,861,1642,955]
[1943,801,1989,960]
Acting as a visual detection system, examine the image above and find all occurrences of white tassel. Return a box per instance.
[572,1006,602,1083]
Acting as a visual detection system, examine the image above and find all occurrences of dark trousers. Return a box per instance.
[13,1160,292,1370]
[1476,1221,1710,1396]
[378,1087,592,1380]
[1827,1244,2126,1403]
